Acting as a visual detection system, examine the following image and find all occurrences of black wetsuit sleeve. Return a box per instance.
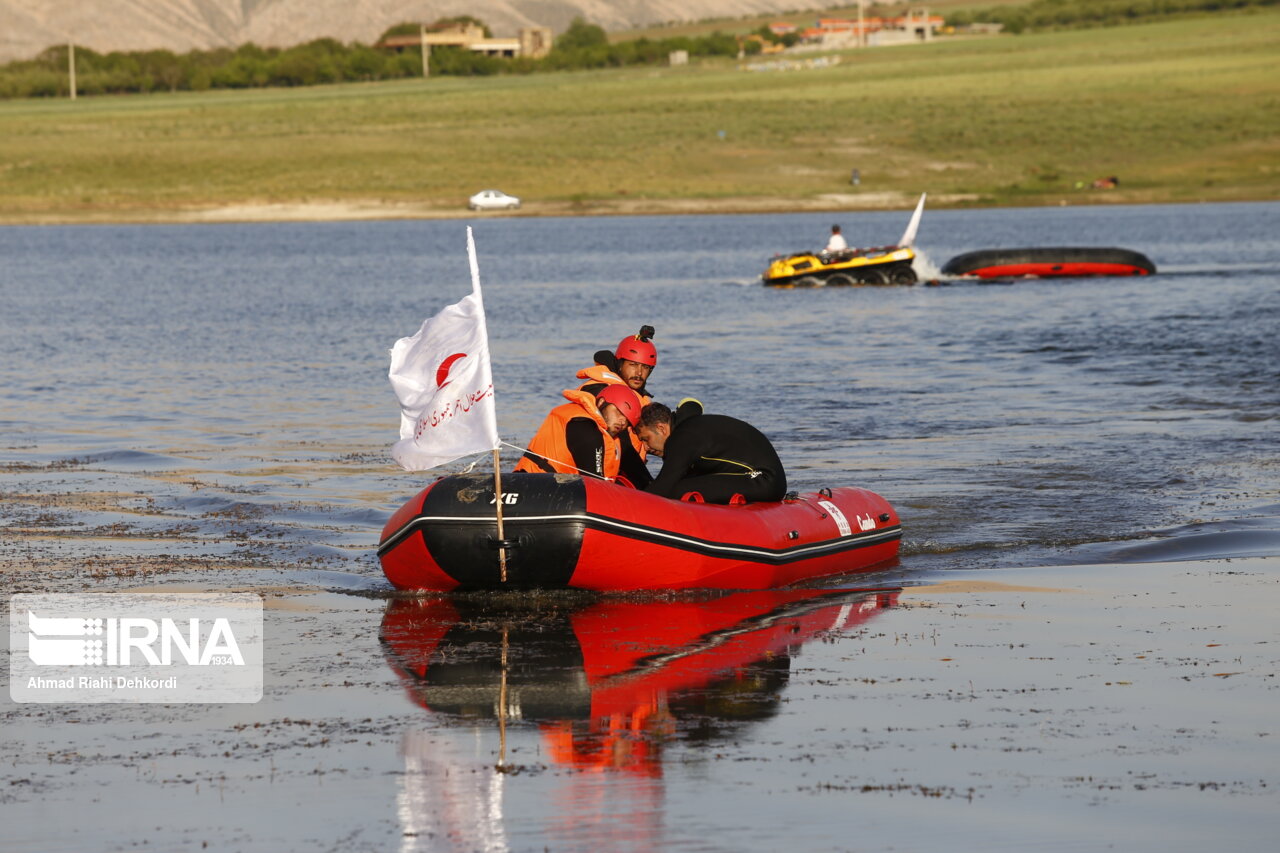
[565,418,605,477]
[643,415,787,502]
[618,439,653,488]
[645,431,701,498]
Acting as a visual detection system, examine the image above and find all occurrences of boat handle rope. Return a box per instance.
[498,441,613,481]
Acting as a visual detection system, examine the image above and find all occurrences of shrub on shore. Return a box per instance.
[947,0,1276,34]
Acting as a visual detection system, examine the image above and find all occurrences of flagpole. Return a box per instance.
[497,624,509,769]
[465,227,508,583]
[493,448,508,582]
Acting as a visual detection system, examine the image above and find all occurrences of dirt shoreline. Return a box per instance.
[0,190,1209,226]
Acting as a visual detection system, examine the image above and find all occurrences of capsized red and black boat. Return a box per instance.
[378,472,901,591]
[941,247,1156,279]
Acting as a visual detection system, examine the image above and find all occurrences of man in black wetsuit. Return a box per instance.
[634,402,787,504]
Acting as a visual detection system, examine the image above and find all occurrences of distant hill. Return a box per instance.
[0,0,848,63]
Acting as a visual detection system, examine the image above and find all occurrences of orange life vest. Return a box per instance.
[575,364,652,407]
[514,388,622,479]
[574,365,650,461]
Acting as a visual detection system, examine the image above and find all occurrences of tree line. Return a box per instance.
[945,0,1276,34]
[1,3,1271,99]
[0,18,758,100]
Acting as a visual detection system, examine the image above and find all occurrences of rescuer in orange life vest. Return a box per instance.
[514,383,644,481]
[580,325,658,401]
[573,326,659,488]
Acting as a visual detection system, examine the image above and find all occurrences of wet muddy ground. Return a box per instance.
[4,556,1276,852]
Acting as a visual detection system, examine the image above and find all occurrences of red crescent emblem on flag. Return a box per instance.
[435,352,468,388]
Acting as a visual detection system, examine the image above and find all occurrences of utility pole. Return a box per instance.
[858,2,866,49]
[420,25,430,77]
[68,42,76,100]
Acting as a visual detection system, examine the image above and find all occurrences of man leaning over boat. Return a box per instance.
[634,402,787,504]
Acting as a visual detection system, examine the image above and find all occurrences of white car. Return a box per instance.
[468,189,521,211]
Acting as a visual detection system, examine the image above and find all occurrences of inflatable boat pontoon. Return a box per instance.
[378,473,901,591]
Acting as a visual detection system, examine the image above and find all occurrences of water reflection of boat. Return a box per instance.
[380,587,899,774]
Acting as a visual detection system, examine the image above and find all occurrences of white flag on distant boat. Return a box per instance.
[389,228,500,471]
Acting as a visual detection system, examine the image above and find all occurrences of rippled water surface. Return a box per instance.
[2,202,1277,579]
[2,202,1279,851]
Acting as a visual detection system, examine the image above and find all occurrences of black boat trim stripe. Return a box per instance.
[581,512,900,561]
[378,511,901,562]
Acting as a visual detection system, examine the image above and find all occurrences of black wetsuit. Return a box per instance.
[645,410,786,504]
[563,418,608,477]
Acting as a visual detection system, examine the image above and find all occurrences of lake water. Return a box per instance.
[2,201,1277,578]
[2,202,1278,851]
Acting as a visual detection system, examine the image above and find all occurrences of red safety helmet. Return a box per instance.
[615,329,657,367]
[596,384,643,427]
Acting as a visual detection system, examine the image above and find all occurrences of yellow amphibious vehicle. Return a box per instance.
[763,194,927,287]
[763,245,918,286]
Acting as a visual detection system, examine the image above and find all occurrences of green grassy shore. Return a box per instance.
[1,11,1276,224]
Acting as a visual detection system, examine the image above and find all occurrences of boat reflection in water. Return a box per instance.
[381,588,898,850]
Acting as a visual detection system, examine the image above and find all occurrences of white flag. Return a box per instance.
[389,228,500,471]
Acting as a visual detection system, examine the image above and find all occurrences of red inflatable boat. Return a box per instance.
[378,473,901,591]
[941,247,1156,279]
